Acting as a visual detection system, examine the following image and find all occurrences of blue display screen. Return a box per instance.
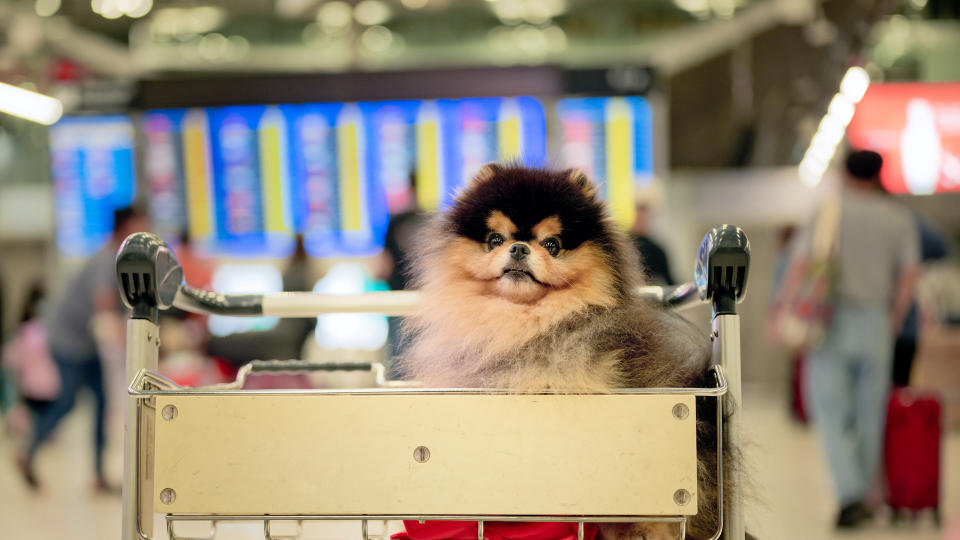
[58,97,654,258]
[142,109,189,242]
[281,103,343,257]
[49,116,136,256]
[556,96,655,227]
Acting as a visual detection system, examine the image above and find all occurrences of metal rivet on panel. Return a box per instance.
[413,446,431,463]
[160,488,176,505]
[672,403,689,420]
[162,404,178,421]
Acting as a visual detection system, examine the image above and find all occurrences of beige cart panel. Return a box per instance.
[154,393,697,516]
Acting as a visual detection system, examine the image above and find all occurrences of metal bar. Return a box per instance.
[173,289,423,318]
[707,381,724,540]
[478,520,484,540]
[577,520,584,540]
[172,286,704,319]
[167,517,217,540]
[264,290,422,317]
[362,520,369,540]
[636,282,699,307]
[129,365,727,398]
[122,319,159,540]
[165,515,690,524]
[264,519,303,540]
[217,361,382,390]
[713,313,743,540]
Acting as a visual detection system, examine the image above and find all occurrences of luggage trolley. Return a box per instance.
[118,225,750,540]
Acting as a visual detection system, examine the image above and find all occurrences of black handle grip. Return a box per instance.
[178,285,264,316]
[694,225,750,316]
[247,360,374,373]
[116,232,184,322]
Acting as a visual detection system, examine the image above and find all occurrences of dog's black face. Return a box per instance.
[437,164,633,304]
[448,165,612,254]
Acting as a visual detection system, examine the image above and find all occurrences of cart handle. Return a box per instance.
[116,226,748,320]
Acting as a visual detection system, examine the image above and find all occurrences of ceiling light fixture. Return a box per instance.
[0,82,64,125]
[798,66,870,187]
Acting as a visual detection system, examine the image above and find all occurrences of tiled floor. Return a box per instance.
[0,388,957,540]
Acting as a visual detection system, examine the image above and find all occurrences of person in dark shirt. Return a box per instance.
[892,216,949,386]
[205,235,317,366]
[383,210,428,292]
[20,207,148,491]
[629,197,674,286]
[380,173,429,373]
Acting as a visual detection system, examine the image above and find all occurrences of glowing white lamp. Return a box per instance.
[827,94,856,126]
[900,98,941,195]
[313,263,389,351]
[0,82,63,125]
[207,264,282,337]
[839,67,870,103]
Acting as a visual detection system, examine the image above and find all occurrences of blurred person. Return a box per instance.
[629,188,674,285]
[770,226,810,424]
[16,207,148,492]
[0,262,9,417]
[892,217,949,386]
[380,172,430,371]
[205,235,316,372]
[174,231,214,290]
[777,150,919,528]
[282,234,313,293]
[382,172,429,292]
[1,284,56,437]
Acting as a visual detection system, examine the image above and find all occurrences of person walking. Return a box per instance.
[16,207,147,491]
[776,150,919,528]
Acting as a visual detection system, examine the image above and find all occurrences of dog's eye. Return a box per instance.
[542,237,561,257]
[486,232,505,250]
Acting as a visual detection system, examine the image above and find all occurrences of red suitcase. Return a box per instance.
[790,352,808,424]
[884,388,942,524]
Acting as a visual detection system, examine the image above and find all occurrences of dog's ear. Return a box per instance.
[471,162,502,185]
[565,168,599,198]
[454,162,502,200]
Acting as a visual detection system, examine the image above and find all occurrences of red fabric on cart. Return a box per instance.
[393,520,599,540]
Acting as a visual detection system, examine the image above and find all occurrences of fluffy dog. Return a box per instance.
[400,164,726,540]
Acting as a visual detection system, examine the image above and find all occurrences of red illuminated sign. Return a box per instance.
[847,83,960,194]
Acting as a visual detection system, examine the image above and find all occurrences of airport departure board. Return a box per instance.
[557,96,654,228]
[143,110,189,240]
[54,95,657,258]
[137,96,549,258]
[49,116,136,256]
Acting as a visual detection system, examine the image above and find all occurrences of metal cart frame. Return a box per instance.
[117,225,750,540]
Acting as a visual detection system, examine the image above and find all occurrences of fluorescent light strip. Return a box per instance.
[0,82,64,125]
[797,66,870,187]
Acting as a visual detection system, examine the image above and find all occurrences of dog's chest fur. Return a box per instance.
[405,301,709,392]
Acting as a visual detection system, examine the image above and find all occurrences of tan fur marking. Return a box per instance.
[567,169,600,198]
[531,215,563,239]
[486,210,518,235]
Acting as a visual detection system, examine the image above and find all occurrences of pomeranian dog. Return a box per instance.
[400,164,726,540]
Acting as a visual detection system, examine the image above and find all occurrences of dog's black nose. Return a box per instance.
[509,243,530,261]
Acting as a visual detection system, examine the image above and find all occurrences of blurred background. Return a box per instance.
[0,0,959,538]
